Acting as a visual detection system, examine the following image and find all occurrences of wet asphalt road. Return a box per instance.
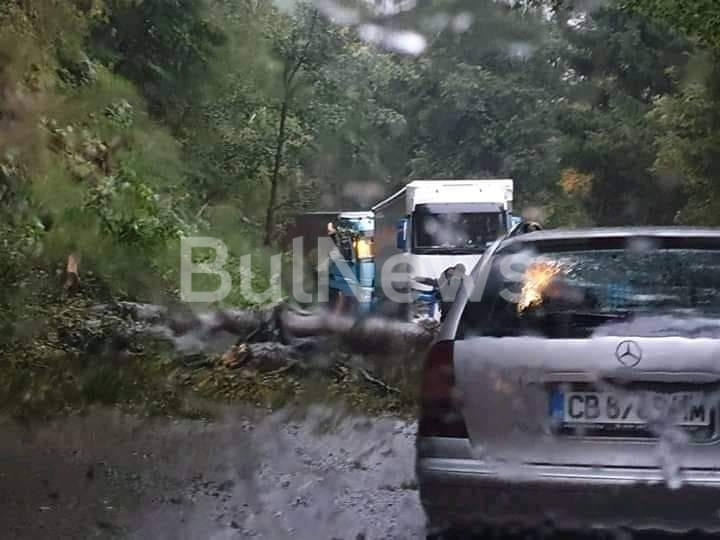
[0,405,424,539]
[1,405,719,540]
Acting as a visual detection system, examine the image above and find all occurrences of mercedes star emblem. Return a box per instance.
[615,340,642,367]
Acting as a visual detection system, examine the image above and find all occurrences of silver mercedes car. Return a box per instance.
[416,227,720,538]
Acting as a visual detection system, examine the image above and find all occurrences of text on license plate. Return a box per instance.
[551,391,710,426]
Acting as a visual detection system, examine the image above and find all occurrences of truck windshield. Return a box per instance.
[413,210,504,253]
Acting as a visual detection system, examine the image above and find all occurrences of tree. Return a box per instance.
[617,0,720,225]
[623,0,720,51]
[649,65,720,225]
[554,5,693,225]
[89,0,226,125]
[379,4,563,207]
[260,4,322,244]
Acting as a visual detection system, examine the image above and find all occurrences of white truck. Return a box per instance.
[371,179,516,321]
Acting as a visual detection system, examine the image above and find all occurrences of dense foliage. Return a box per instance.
[3,1,720,415]
[2,0,719,304]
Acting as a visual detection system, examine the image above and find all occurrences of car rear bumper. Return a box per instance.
[418,456,720,534]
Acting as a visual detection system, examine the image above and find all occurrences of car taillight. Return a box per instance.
[418,340,468,438]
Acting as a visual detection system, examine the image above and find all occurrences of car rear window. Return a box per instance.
[457,243,720,340]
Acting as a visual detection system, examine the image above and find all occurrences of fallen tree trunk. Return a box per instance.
[89,302,437,396]
[100,301,438,355]
[279,309,438,354]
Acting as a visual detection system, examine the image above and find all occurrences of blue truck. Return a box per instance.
[326,211,376,315]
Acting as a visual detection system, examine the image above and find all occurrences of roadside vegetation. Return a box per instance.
[1,0,720,419]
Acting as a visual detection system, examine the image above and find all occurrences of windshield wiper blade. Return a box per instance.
[521,309,634,321]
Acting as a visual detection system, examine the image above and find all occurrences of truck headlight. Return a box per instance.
[354,238,373,259]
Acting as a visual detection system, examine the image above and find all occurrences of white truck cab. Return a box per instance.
[372,179,514,321]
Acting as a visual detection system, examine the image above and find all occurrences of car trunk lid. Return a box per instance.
[453,335,720,473]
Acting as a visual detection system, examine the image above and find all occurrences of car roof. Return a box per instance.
[499,226,720,249]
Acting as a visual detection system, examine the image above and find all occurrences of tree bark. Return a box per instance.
[262,9,319,246]
[264,97,288,246]
[64,253,80,291]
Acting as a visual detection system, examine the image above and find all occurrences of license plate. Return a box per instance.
[550,391,710,427]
